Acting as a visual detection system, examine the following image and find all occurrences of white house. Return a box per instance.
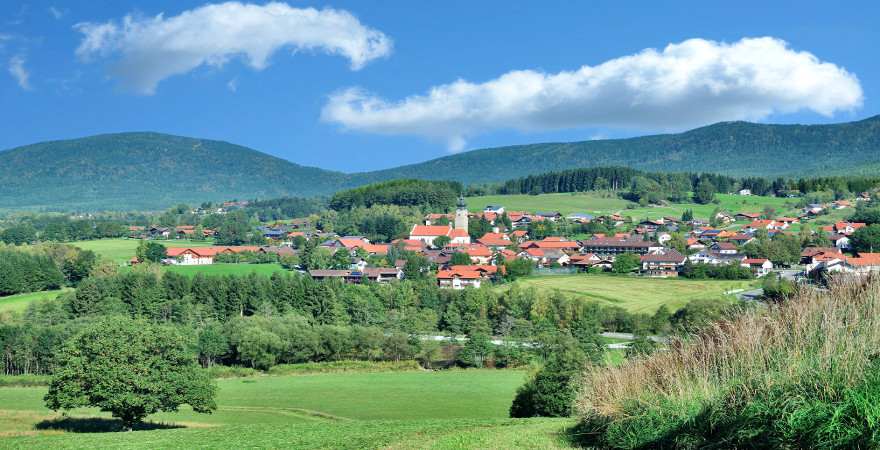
[738,189,752,196]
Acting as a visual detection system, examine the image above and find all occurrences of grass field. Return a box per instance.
[0,370,578,448]
[0,289,71,314]
[466,192,797,220]
[500,274,754,313]
[163,263,287,277]
[73,238,216,263]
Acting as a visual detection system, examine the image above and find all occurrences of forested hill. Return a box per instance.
[355,115,880,184]
[0,133,351,211]
[3,116,880,211]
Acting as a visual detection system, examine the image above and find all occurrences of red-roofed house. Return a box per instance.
[743,258,773,277]
[436,269,484,289]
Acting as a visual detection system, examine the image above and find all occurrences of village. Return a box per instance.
[129,191,879,290]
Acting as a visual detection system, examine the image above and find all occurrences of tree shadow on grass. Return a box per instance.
[35,417,184,433]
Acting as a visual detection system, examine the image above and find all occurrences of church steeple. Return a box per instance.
[454,195,468,231]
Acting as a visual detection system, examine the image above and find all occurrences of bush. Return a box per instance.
[510,336,586,418]
[204,365,260,379]
[267,360,421,375]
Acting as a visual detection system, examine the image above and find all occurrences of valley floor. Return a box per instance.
[0,370,575,449]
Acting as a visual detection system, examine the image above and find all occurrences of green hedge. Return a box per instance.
[267,360,422,375]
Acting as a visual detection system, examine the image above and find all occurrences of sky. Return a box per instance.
[1,1,878,173]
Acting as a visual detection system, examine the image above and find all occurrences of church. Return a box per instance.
[408,196,471,247]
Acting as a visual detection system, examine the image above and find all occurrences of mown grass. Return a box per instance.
[0,369,536,444]
[0,418,576,449]
[0,289,71,314]
[73,238,216,263]
[466,192,796,220]
[163,263,287,277]
[499,274,752,313]
[575,276,880,449]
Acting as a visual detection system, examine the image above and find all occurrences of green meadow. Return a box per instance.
[466,192,797,220]
[499,274,753,313]
[0,289,71,314]
[0,370,579,448]
[73,238,216,263]
[163,263,287,277]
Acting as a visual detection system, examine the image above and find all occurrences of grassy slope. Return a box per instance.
[466,192,796,219]
[0,370,575,448]
[73,239,217,263]
[0,289,70,314]
[575,279,880,449]
[500,274,752,313]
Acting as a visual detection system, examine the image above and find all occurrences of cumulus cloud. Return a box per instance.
[74,1,392,94]
[322,37,863,152]
[8,55,31,90]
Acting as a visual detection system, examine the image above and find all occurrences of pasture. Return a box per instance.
[73,238,216,263]
[0,370,578,448]
[164,263,287,277]
[500,274,753,313]
[466,192,797,220]
[0,289,71,314]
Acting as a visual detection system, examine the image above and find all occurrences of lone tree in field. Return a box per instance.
[45,317,216,431]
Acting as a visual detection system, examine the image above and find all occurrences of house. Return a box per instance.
[728,233,755,246]
[833,222,867,235]
[510,230,528,243]
[566,213,595,223]
[833,200,852,209]
[570,253,612,271]
[828,234,851,250]
[436,269,484,289]
[714,212,735,224]
[484,205,505,214]
[743,258,773,277]
[735,212,761,221]
[801,247,843,273]
[688,250,746,266]
[447,243,493,265]
[711,242,739,255]
[580,236,661,256]
[164,246,260,265]
[520,237,581,252]
[424,213,453,226]
[535,211,562,221]
[148,226,171,239]
[477,232,513,249]
[391,239,426,253]
[804,204,825,216]
[738,189,752,196]
[640,249,686,277]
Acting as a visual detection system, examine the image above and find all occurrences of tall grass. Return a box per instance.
[575,276,880,449]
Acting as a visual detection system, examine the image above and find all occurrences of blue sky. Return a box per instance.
[1,1,878,172]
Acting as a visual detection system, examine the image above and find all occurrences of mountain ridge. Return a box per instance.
[2,115,880,211]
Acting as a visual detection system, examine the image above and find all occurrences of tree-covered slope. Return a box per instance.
[0,132,349,211]
[356,115,880,184]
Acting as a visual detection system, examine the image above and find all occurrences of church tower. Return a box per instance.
[454,195,469,231]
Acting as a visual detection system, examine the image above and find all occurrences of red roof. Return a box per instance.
[744,258,769,265]
[449,264,499,274]
[436,269,482,280]
[845,253,880,266]
[411,225,452,237]
[449,228,470,238]
[165,246,260,257]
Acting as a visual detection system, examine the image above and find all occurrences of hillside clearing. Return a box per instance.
[73,238,216,263]
[0,289,71,314]
[498,274,753,313]
[466,192,796,219]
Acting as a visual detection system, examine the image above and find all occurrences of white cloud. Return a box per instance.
[48,7,66,20]
[74,1,392,94]
[322,37,863,152]
[8,55,31,90]
[227,77,238,93]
